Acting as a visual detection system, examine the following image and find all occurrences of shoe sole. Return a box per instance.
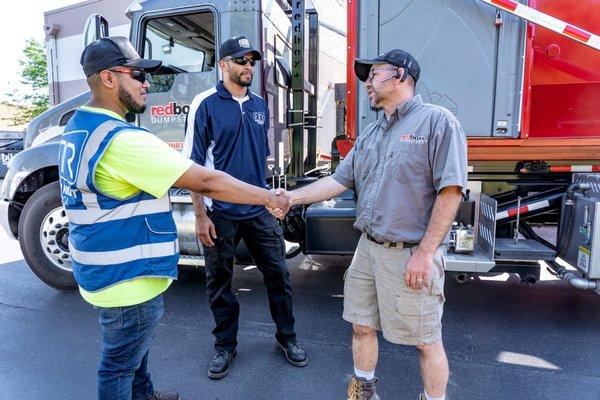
[207,350,236,380]
[276,342,309,367]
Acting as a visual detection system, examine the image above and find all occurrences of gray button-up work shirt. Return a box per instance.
[331,94,468,243]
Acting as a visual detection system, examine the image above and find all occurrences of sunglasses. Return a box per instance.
[227,56,256,67]
[109,68,148,84]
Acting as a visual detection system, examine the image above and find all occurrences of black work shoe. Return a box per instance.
[347,375,379,400]
[149,392,180,400]
[276,340,309,367]
[208,349,236,379]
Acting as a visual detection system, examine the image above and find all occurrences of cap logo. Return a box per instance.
[238,38,251,48]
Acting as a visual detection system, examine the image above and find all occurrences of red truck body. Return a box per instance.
[344,0,600,162]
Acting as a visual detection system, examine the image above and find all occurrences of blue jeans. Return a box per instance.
[96,294,164,400]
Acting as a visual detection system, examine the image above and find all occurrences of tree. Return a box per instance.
[9,39,49,125]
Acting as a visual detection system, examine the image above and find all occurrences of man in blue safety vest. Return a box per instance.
[59,36,289,400]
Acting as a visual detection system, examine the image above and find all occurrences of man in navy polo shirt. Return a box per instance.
[183,35,308,379]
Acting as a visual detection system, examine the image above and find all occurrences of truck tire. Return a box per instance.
[18,181,76,290]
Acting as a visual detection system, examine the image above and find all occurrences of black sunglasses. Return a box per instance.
[109,68,148,84]
[227,56,256,67]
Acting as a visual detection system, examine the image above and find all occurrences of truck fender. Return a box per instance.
[3,142,61,237]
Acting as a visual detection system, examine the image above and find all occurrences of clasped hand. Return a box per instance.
[265,188,293,219]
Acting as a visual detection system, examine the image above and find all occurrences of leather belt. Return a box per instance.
[365,233,418,249]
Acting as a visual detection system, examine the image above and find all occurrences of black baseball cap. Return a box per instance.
[220,35,262,61]
[354,49,420,83]
[80,36,162,77]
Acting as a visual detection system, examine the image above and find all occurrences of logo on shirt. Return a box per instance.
[399,133,428,144]
[253,111,266,125]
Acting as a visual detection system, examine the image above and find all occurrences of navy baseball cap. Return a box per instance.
[220,35,262,61]
[354,49,420,83]
[80,36,162,77]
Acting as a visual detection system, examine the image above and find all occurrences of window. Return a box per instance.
[142,11,216,93]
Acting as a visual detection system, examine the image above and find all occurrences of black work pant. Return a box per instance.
[203,210,296,352]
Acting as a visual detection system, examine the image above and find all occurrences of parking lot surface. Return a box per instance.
[1,212,599,399]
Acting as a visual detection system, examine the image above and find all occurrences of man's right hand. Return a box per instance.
[196,215,217,247]
[266,189,293,219]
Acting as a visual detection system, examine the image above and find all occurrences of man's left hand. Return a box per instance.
[266,188,293,219]
[404,248,434,291]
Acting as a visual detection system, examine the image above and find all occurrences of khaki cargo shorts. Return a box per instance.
[342,234,446,345]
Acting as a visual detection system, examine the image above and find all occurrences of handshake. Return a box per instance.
[266,188,294,219]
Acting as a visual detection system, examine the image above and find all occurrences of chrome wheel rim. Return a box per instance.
[39,206,72,272]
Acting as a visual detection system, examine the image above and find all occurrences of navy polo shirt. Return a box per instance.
[183,81,270,219]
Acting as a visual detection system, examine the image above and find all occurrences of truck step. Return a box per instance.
[494,238,555,262]
[178,255,205,266]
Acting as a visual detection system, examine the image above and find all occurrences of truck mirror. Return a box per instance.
[83,14,109,49]
[274,56,292,89]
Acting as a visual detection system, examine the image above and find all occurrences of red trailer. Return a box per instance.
[322,0,600,290]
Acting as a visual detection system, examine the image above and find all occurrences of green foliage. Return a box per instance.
[8,39,49,125]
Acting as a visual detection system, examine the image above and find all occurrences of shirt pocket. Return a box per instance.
[353,147,378,182]
[388,143,428,184]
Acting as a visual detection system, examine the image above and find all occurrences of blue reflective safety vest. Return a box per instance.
[58,109,179,292]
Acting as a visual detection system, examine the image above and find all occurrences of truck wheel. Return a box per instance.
[18,181,76,290]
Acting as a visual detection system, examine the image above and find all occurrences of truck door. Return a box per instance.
[133,8,218,149]
[357,0,525,137]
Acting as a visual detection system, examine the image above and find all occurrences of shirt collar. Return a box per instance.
[216,80,255,100]
[79,105,125,122]
[377,94,422,128]
[396,94,422,118]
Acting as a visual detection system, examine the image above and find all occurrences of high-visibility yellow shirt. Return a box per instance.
[77,106,193,308]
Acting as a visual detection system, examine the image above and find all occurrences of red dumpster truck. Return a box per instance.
[1,0,599,293]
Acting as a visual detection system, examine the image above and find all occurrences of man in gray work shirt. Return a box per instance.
[272,49,467,400]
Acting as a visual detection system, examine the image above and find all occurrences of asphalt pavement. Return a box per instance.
[1,202,600,399]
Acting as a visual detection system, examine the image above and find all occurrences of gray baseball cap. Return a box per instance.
[80,36,162,77]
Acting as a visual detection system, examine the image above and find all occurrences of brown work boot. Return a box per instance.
[347,374,380,400]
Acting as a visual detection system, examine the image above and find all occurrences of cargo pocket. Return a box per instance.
[395,292,442,344]
[144,216,178,259]
[273,222,286,259]
[145,216,178,236]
